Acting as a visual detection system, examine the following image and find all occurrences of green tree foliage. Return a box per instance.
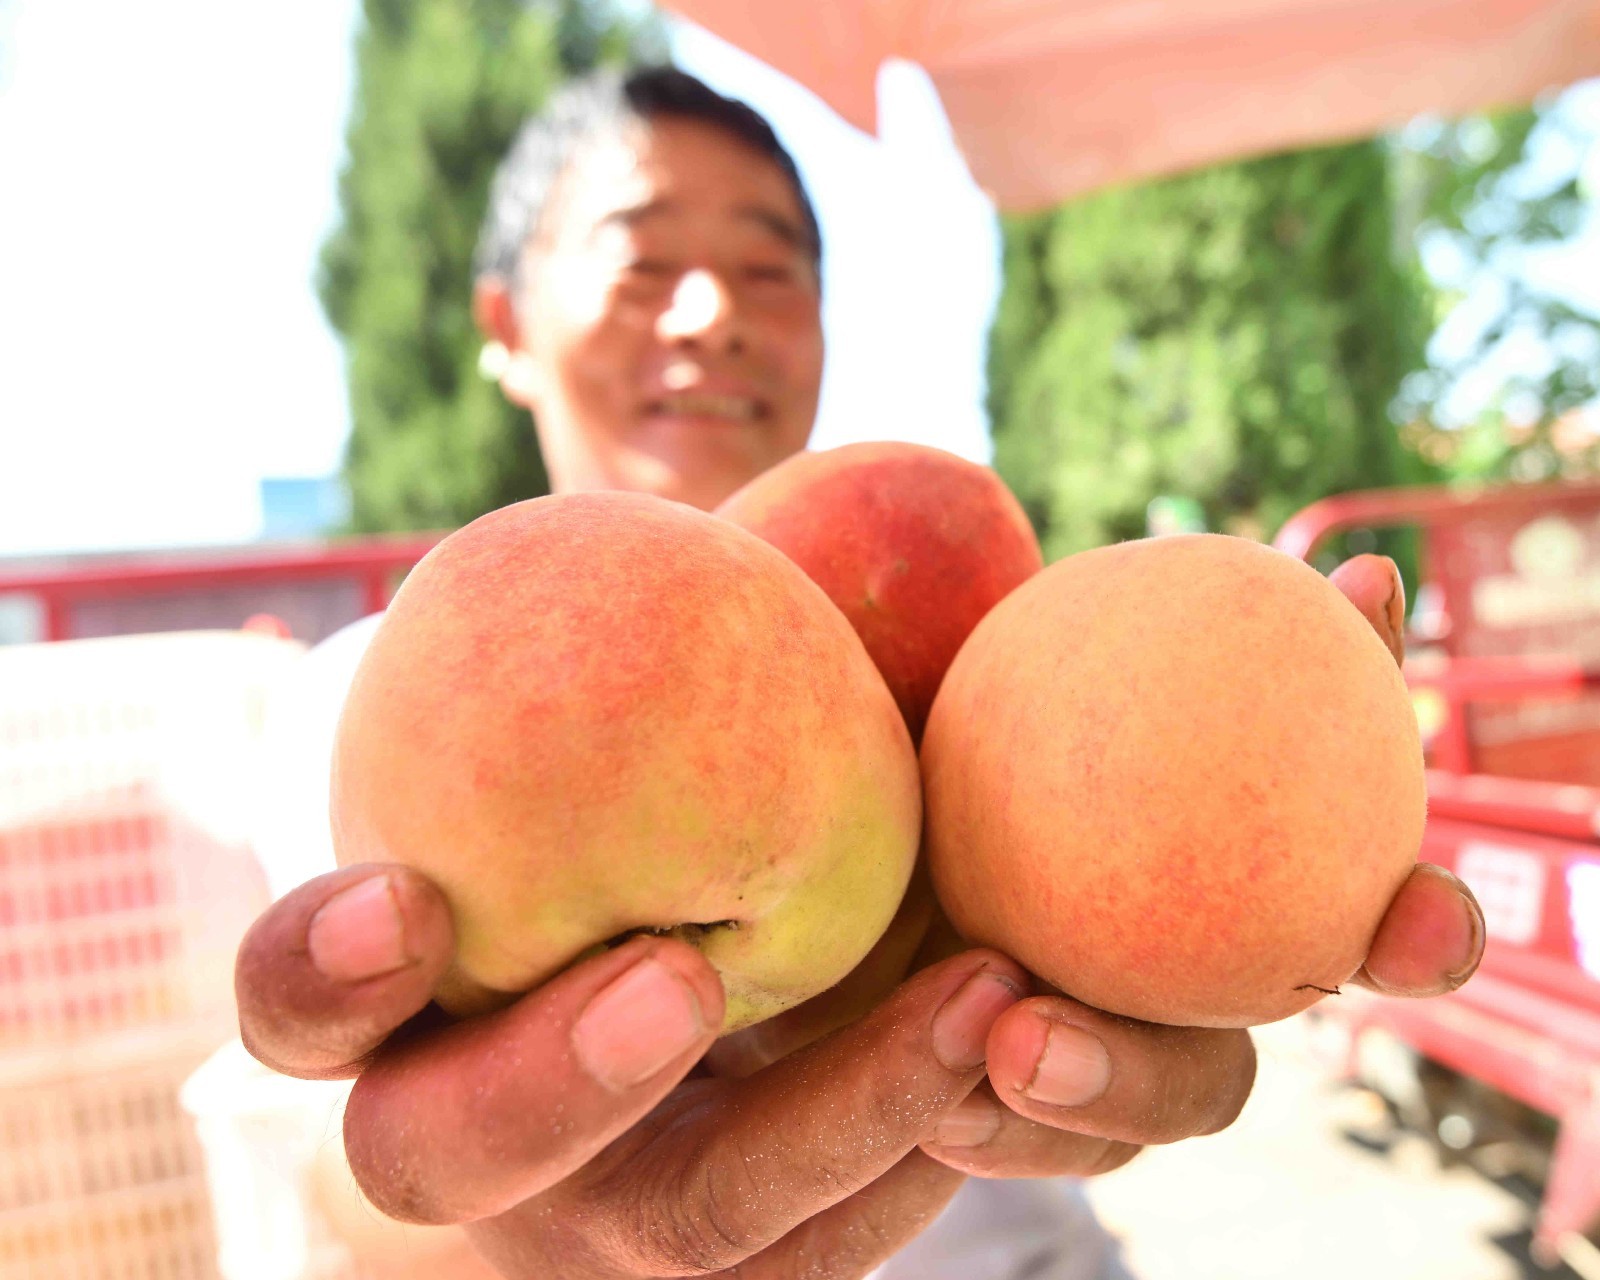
[319,0,650,533]
[1391,95,1600,483]
[988,140,1435,564]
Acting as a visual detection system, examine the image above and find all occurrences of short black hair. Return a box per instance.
[474,65,822,285]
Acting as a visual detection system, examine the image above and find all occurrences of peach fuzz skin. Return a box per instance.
[921,534,1427,1029]
[330,491,923,1033]
[716,442,1044,744]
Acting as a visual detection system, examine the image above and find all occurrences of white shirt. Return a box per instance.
[256,615,1132,1280]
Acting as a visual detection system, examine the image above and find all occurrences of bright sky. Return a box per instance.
[0,0,363,554]
[0,1,996,557]
[0,3,1594,557]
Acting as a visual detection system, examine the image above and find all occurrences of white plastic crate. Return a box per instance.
[0,631,299,1056]
[182,1042,498,1280]
[0,1037,221,1279]
[0,630,307,1279]
[1,1177,219,1280]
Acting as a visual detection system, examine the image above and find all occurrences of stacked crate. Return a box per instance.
[0,632,298,1279]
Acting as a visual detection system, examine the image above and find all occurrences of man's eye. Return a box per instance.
[744,263,796,284]
[625,259,675,277]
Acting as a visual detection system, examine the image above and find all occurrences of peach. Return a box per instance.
[716,442,1043,743]
[332,492,922,1032]
[921,534,1425,1028]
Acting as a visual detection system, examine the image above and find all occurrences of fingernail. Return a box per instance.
[307,875,411,982]
[574,955,707,1091]
[1021,1023,1111,1108]
[1397,863,1485,996]
[1447,881,1486,989]
[930,1090,1002,1148]
[1382,593,1406,663]
[932,968,1023,1071]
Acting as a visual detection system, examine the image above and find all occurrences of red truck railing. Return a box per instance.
[0,535,446,646]
[1276,477,1600,563]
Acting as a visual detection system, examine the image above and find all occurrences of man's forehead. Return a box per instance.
[558,125,807,239]
[592,198,807,248]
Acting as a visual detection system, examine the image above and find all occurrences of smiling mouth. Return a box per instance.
[647,394,764,422]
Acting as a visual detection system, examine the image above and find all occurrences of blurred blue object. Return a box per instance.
[259,477,350,542]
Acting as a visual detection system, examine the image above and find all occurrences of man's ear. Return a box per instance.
[472,274,520,349]
[473,274,542,408]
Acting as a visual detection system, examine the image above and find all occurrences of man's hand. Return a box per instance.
[238,876,987,1278]
[915,841,1481,1181]
[235,871,1258,1277]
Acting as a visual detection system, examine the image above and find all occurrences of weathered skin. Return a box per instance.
[331,491,922,1032]
[717,442,1044,743]
[922,534,1427,1029]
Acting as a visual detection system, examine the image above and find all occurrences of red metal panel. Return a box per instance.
[1420,815,1591,982]
[1425,771,1600,843]
[1276,480,1600,785]
[1428,503,1600,782]
[1407,653,1600,699]
[1331,987,1593,1120]
[1542,1104,1600,1263]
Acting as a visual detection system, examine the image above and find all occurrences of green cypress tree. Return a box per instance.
[988,139,1435,569]
[319,0,650,533]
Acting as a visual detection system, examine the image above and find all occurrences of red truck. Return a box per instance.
[1277,478,1600,1272]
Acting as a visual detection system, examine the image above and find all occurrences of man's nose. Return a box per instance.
[657,269,744,352]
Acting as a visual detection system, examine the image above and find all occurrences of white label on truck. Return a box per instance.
[1457,842,1545,947]
[1567,862,1600,981]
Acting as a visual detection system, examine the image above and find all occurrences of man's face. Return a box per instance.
[503,116,824,512]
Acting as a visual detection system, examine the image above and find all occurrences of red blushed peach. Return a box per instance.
[716,442,1043,743]
[922,534,1425,1029]
[332,492,922,1032]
